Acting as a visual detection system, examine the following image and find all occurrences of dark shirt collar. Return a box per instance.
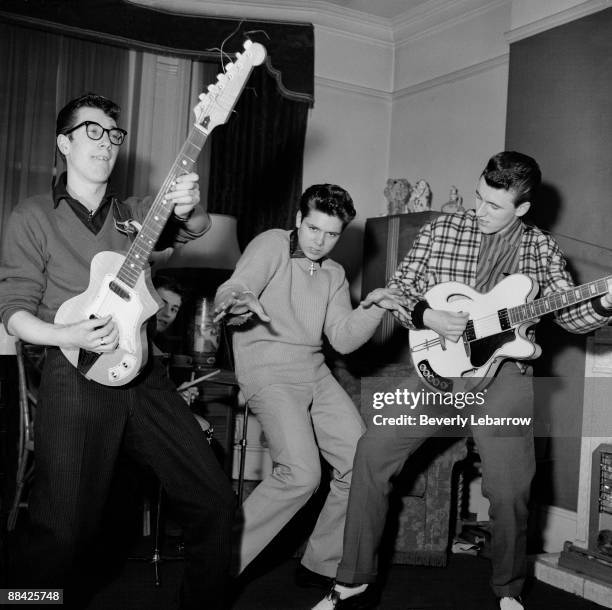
[52,172,117,235]
[52,171,116,210]
[289,229,323,267]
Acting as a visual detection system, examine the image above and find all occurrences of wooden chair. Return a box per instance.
[7,341,39,531]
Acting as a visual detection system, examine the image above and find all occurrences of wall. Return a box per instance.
[303,27,393,286]
[388,1,511,212]
[506,5,612,516]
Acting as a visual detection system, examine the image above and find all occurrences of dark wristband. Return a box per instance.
[411,299,431,329]
[592,296,612,317]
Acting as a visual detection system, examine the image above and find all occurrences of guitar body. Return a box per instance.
[55,251,161,386]
[410,274,541,392]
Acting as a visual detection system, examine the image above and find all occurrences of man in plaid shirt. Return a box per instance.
[314,152,612,610]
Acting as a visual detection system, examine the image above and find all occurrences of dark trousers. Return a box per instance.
[336,362,535,599]
[15,348,235,609]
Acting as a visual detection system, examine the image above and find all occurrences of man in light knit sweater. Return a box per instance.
[213,183,408,588]
[313,152,612,610]
[0,93,234,609]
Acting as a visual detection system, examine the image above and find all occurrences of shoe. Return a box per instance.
[312,582,378,609]
[498,595,524,610]
[296,564,334,589]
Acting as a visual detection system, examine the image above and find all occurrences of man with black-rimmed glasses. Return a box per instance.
[0,93,234,609]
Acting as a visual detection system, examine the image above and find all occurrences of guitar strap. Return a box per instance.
[112,198,141,244]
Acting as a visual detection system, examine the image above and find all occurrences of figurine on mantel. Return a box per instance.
[441,185,465,214]
[383,178,411,215]
[407,179,432,213]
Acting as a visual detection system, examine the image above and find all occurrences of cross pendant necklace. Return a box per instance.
[309,261,316,276]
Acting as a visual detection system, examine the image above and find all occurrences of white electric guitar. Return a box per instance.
[54,40,266,386]
[410,273,611,392]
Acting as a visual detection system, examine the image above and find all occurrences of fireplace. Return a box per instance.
[559,443,612,583]
[533,326,612,607]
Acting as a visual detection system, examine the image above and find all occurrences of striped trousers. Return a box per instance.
[14,348,235,609]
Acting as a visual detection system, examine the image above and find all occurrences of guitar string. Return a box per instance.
[124,91,217,273]
[207,19,244,72]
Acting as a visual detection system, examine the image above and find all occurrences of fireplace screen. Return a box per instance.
[559,443,612,583]
[600,451,612,515]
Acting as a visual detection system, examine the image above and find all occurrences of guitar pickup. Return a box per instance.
[464,320,476,341]
[109,280,131,302]
[462,334,471,358]
[498,308,511,330]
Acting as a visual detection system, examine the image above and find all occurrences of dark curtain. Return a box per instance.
[0,0,313,247]
[208,67,309,249]
[0,22,131,241]
[0,0,314,106]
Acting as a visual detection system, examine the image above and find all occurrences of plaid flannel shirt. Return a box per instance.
[387,210,609,334]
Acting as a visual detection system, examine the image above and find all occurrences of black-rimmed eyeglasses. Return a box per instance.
[63,121,127,146]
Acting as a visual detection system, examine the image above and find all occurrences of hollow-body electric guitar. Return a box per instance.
[410,273,611,392]
[54,40,266,386]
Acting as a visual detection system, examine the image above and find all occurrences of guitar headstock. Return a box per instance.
[193,39,267,132]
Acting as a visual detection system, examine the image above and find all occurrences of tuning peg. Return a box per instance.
[235,52,242,60]
[244,39,253,49]
[198,93,208,102]
[225,62,235,72]
[217,73,228,84]
[207,84,218,94]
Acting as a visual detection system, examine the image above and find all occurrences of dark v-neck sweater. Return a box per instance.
[0,191,151,326]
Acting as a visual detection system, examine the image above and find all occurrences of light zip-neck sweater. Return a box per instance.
[215,229,385,399]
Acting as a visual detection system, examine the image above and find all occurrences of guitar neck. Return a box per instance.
[508,275,612,325]
[116,125,208,288]
[107,40,266,290]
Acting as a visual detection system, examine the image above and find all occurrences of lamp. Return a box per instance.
[161,213,241,270]
[156,213,241,368]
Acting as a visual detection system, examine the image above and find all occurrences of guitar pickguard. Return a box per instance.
[468,329,517,368]
[77,349,101,375]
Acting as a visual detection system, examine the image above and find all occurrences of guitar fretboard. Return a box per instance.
[116,125,208,288]
[508,276,612,325]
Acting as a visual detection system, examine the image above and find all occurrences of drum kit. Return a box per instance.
[177,369,219,445]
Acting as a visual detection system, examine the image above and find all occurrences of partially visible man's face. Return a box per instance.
[60,107,121,186]
[156,288,182,333]
[296,208,344,262]
[474,176,530,234]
